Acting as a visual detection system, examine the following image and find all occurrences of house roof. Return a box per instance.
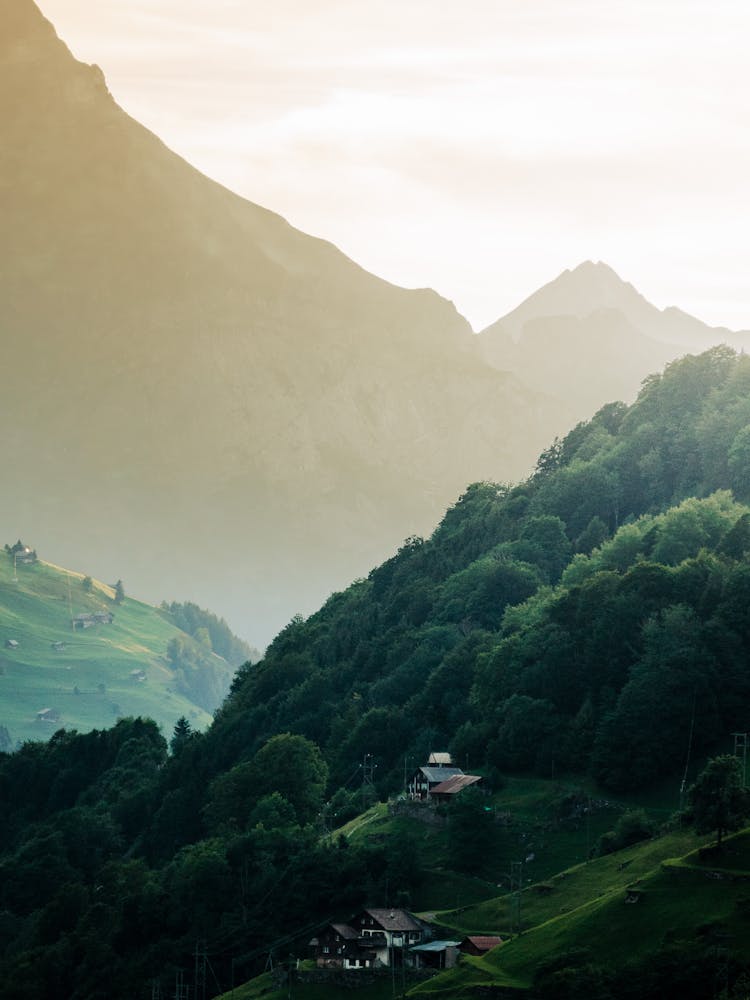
[416,766,464,784]
[429,774,482,796]
[462,935,503,951]
[362,908,421,932]
[330,923,359,940]
[427,752,453,765]
[410,940,461,953]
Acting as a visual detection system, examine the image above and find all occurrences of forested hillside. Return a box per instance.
[210,346,750,794]
[4,347,750,997]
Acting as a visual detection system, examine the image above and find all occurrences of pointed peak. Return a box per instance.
[568,260,621,278]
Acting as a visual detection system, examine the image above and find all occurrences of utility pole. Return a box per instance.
[173,969,187,1000]
[194,941,207,1000]
[361,753,376,809]
[510,861,523,936]
[151,980,162,1000]
[733,733,748,788]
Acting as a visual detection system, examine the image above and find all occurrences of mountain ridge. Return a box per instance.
[1,0,566,645]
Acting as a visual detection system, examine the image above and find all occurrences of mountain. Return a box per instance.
[1,0,568,646]
[3,348,750,999]
[0,545,247,746]
[479,261,750,421]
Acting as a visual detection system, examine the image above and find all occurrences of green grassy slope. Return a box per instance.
[412,827,750,996]
[0,554,222,744]
[337,778,634,913]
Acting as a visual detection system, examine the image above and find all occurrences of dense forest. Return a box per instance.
[4,346,750,997]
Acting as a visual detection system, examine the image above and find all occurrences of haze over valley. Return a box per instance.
[3,1,749,646]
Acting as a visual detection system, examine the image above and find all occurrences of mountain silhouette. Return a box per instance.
[1,1,567,643]
[479,261,749,421]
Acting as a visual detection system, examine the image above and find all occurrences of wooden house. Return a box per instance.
[310,909,431,969]
[407,765,464,800]
[309,923,378,970]
[350,908,429,967]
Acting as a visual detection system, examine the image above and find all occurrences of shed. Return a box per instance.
[410,940,461,969]
[460,936,503,956]
[4,639,19,649]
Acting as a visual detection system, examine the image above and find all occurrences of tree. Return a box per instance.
[113,580,125,605]
[169,717,193,755]
[688,755,750,849]
[82,576,93,593]
[251,733,329,826]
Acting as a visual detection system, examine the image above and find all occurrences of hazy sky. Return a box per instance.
[37,0,750,331]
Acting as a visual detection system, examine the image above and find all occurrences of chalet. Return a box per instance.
[350,908,429,967]
[428,773,482,803]
[4,639,19,650]
[407,765,463,800]
[407,754,483,802]
[459,935,503,957]
[310,909,431,969]
[36,708,60,723]
[309,924,378,970]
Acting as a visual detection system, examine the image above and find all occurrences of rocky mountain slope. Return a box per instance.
[1,0,566,644]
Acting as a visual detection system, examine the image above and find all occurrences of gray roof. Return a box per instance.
[410,940,461,953]
[331,923,359,940]
[363,908,421,932]
[417,766,464,783]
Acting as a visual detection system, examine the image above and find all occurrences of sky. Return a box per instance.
[37,0,750,332]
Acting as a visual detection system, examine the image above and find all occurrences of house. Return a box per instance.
[407,765,464,800]
[4,639,19,650]
[93,612,114,625]
[36,708,60,723]
[459,936,503,957]
[428,773,483,803]
[309,923,379,970]
[350,908,429,967]
[51,641,66,651]
[72,614,95,630]
[309,909,431,969]
[410,940,461,969]
[129,669,146,682]
[407,755,483,802]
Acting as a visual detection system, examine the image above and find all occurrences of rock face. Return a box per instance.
[1,1,566,643]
